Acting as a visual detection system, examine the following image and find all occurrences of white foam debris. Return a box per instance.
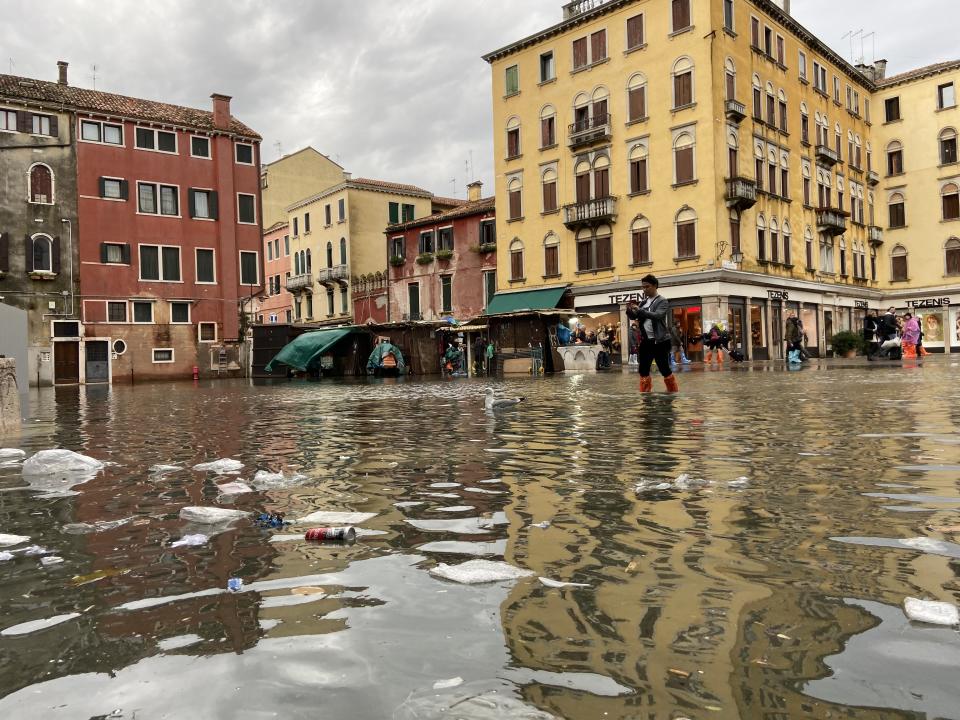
[178,507,248,525]
[158,634,203,651]
[23,449,104,475]
[170,534,209,548]
[294,511,376,526]
[62,518,132,535]
[250,469,308,489]
[1,612,82,637]
[429,559,534,585]
[635,474,708,495]
[338,455,351,460]
[0,552,14,562]
[433,677,464,690]
[0,449,26,463]
[436,506,475,513]
[21,545,51,556]
[394,501,426,508]
[727,477,751,488]
[192,459,243,473]
[530,521,551,529]
[149,464,183,474]
[901,537,955,555]
[539,577,591,589]
[903,597,960,626]
[0,533,30,547]
[40,556,64,566]
[216,481,253,496]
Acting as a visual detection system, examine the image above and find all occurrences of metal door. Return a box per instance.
[54,342,80,384]
[85,340,109,383]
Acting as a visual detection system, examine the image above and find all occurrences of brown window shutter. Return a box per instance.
[511,251,523,279]
[545,245,558,275]
[944,194,960,220]
[597,235,612,268]
[575,173,590,203]
[629,86,646,120]
[52,235,61,274]
[100,242,109,263]
[541,118,552,146]
[17,111,31,133]
[573,38,587,68]
[98,177,106,198]
[627,15,643,48]
[947,248,960,275]
[591,30,606,61]
[509,190,521,219]
[209,191,219,220]
[49,115,58,136]
[543,181,557,212]
[0,232,7,273]
[121,243,131,264]
[577,240,592,271]
[594,168,609,198]
[592,98,607,123]
[676,147,694,183]
[507,130,519,157]
[730,218,741,254]
[630,160,641,193]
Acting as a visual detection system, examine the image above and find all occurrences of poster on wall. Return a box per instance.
[916,311,945,347]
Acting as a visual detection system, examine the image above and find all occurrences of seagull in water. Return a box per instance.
[485,388,525,410]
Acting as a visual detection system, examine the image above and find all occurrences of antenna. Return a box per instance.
[862,32,876,65]
[8,58,14,74]
[89,63,99,90]
[450,177,457,196]
[274,141,283,159]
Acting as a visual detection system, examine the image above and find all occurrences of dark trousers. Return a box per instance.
[638,340,673,378]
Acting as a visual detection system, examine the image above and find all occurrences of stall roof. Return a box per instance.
[264,328,355,372]
[485,287,567,315]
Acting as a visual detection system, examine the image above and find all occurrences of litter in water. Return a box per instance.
[22,449,104,476]
[0,533,30,547]
[148,464,182,474]
[178,506,248,524]
[254,512,289,529]
[432,677,464,690]
[294,510,376,526]
[158,634,203,651]
[429,559,534,585]
[304,527,356,543]
[251,469,309,489]
[62,518,133,535]
[538,577,591,589]
[1,612,82,636]
[192,458,244,473]
[0,552,14,562]
[530,521,551,529]
[216,481,253,496]
[170,534,209,548]
[40,556,64,566]
[0,448,26,464]
[903,597,959,626]
[227,578,243,592]
[394,685,557,720]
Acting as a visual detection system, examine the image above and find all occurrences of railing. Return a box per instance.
[318,264,349,284]
[867,170,880,186]
[563,196,617,228]
[816,207,847,234]
[725,99,747,123]
[285,274,313,292]
[568,113,611,148]
[563,0,614,19]
[815,144,840,166]
[725,177,757,208]
[868,225,884,245]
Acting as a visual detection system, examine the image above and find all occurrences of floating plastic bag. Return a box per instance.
[0,552,14,562]
[539,577,590,589]
[22,449,104,476]
[394,685,557,720]
[178,507,248,525]
[192,459,243,473]
[0,533,30,547]
[294,511,376,526]
[170,534,209,548]
[61,518,132,535]
[0,449,26,464]
[149,464,183,474]
[429,559,534,585]
[251,469,308,489]
[903,597,959,626]
[216,481,253,496]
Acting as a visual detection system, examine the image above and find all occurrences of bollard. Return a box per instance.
[305,527,356,544]
[192,365,199,381]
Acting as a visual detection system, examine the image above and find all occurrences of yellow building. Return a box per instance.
[260,147,347,229]
[483,0,960,357]
[873,61,960,350]
[284,177,434,325]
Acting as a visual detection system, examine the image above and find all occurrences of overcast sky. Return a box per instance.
[2,1,954,199]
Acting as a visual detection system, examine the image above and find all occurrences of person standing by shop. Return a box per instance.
[626,275,678,393]
[901,313,920,359]
[863,310,880,360]
[785,313,804,364]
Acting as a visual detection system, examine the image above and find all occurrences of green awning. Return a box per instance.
[265,328,353,372]
[485,287,567,315]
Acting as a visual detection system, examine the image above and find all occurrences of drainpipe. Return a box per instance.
[60,218,74,317]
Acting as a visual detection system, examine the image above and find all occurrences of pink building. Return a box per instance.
[383,183,496,323]
[258,221,292,324]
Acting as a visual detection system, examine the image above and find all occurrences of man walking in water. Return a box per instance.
[626,274,679,393]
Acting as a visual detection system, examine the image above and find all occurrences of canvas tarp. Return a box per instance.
[366,342,406,374]
[264,328,353,372]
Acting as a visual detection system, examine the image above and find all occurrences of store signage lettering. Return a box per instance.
[905,297,951,308]
[609,292,644,305]
[854,300,869,309]
[768,290,789,301]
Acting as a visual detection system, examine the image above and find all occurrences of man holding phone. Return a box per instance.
[626,274,679,393]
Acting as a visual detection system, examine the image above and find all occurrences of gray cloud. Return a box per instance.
[2,0,954,199]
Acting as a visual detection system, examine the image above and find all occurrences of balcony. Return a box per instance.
[867,169,880,186]
[318,264,349,286]
[285,274,313,292]
[815,144,840,167]
[563,196,618,229]
[568,113,611,150]
[868,225,884,246]
[816,207,848,236]
[725,99,747,124]
[725,177,757,209]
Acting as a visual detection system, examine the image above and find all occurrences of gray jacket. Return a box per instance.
[626,295,671,344]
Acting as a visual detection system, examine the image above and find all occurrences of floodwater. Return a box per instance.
[1,361,959,719]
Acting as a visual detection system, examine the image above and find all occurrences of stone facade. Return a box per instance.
[0,358,21,433]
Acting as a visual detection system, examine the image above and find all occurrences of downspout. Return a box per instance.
[60,218,74,316]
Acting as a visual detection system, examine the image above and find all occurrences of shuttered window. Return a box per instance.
[672,0,691,31]
[575,173,591,203]
[510,250,524,280]
[891,254,907,281]
[946,242,960,275]
[628,86,646,121]
[675,146,694,184]
[506,128,520,158]
[542,180,557,212]
[572,38,588,69]
[540,116,555,147]
[577,240,592,271]
[593,168,609,198]
[676,222,696,258]
[674,71,693,107]
[626,14,644,49]
[632,230,650,264]
[630,159,648,194]
[596,235,612,269]
[508,189,522,219]
[544,244,559,276]
[590,30,606,62]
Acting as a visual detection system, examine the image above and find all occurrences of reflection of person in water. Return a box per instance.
[923,313,943,343]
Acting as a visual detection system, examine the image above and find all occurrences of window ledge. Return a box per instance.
[29,271,58,281]
[672,180,698,189]
[542,273,562,280]
[937,161,959,169]
[629,261,654,268]
[537,78,556,87]
[506,216,525,223]
[889,278,911,283]
[799,77,809,86]
[883,119,903,126]
[503,90,521,100]
[668,25,694,38]
[624,43,647,56]
[506,153,523,162]
[722,28,737,39]
[541,209,560,216]
[508,277,526,284]
[888,225,907,231]
[886,172,905,179]
[672,102,697,113]
[943,217,960,223]
[575,267,614,276]
[673,255,700,263]
[628,189,651,198]
[625,116,649,128]
[801,140,811,148]
[571,57,610,76]
[936,105,957,113]
[539,143,557,152]
[337,219,347,224]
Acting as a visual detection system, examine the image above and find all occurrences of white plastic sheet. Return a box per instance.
[429,559,534,585]
[62,518,132,535]
[0,448,26,464]
[294,511,376,526]
[216,481,253,496]
[22,449,104,475]
[903,597,960,626]
[0,533,30,547]
[170,534,209,548]
[251,469,309,489]
[178,507,248,524]
[192,459,244,473]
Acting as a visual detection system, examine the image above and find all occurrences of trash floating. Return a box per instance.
[395,685,557,720]
[22,449,104,476]
[0,533,30,547]
[0,448,26,463]
[1,612,82,637]
[0,552,14,562]
[170,534,209,548]
[149,464,182,474]
[192,458,244,473]
[635,474,708,495]
[227,578,243,592]
[295,511,376,526]
[530,521,551,529]
[304,527,356,543]
[40,556,64,566]
[538,577,591,589]
[429,559,534,585]
[158,634,203,651]
[903,597,960,626]
[251,469,308,489]
[432,677,464,690]
[178,507,248,525]
[62,518,133,535]
[216,481,253,496]
[436,506,475,513]
[254,512,289,529]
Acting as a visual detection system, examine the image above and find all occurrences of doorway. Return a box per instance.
[727,301,746,356]
[772,306,783,359]
[54,341,80,384]
[824,310,834,355]
[85,340,110,383]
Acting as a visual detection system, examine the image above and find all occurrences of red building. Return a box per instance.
[71,85,262,381]
[257,221,292,324]
[379,182,497,324]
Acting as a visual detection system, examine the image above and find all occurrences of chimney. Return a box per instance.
[57,61,68,86]
[210,93,232,130]
[770,0,791,14]
[467,181,483,202]
[874,59,888,81]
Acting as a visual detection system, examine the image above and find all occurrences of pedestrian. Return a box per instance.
[626,274,678,393]
[473,335,487,375]
[785,313,803,364]
[863,310,880,360]
[670,321,691,368]
[901,313,920,359]
[703,323,725,364]
[628,320,639,366]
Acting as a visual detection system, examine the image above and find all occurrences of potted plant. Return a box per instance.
[479,242,497,254]
[415,252,434,265]
[831,330,865,358]
[436,249,454,261]
[389,255,405,267]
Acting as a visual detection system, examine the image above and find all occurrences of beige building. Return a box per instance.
[285,178,434,325]
[483,0,960,356]
[260,147,347,229]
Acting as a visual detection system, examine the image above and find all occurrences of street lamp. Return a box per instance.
[731,250,744,265]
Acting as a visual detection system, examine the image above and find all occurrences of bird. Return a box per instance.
[485,388,525,410]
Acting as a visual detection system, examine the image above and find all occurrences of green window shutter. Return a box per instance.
[0,232,8,273]
[24,234,33,272]
[98,177,106,198]
[188,189,197,218]
[100,242,109,263]
[389,202,399,224]
[209,191,219,220]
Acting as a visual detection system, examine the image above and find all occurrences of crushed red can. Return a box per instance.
[305,526,356,544]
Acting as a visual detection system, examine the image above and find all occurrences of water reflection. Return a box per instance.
[0,365,958,718]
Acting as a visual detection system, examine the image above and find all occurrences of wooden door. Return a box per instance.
[54,342,80,384]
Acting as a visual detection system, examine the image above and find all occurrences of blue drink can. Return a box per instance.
[227,577,244,592]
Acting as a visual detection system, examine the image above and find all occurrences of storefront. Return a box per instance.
[890,294,958,353]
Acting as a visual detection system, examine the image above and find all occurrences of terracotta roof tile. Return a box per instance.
[879,59,960,87]
[387,197,495,232]
[431,195,463,208]
[351,177,432,195]
[0,73,260,139]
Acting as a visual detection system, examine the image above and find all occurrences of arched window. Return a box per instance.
[508,177,522,219]
[505,116,521,159]
[627,73,648,122]
[834,122,843,157]
[800,101,810,143]
[940,128,958,165]
[767,148,778,195]
[574,160,591,203]
[294,252,301,275]
[629,142,649,194]
[754,141,764,190]
[593,154,610,198]
[672,56,694,109]
[887,140,904,175]
[673,132,695,184]
[575,228,593,272]
[752,74,762,119]
[943,182,960,221]
[727,131,739,177]
[782,221,792,266]
[890,244,908,281]
[572,92,590,132]
[777,88,788,131]
[770,218,780,263]
[305,249,311,274]
[839,237,847,276]
[31,234,54,273]
[541,167,558,213]
[866,141,873,173]
[765,82,776,125]
[509,238,524,281]
[675,206,697,259]
[804,227,814,270]
[888,192,906,228]
[326,241,333,268]
[945,237,960,276]
[539,105,556,148]
[724,58,736,101]
[28,163,53,204]
[543,232,560,277]
[340,238,347,265]
[868,191,875,225]
[756,214,767,262]
[729,208,741,255]
[631,216,651,265]
[591,86,610,126]
[854,134,863,169]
